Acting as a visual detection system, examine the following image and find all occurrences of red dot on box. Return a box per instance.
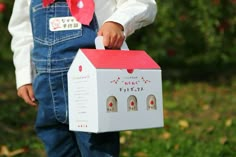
[130,101,134,106]
[150,100,154,105]
[109,102,113,107]
[78,65,82,72]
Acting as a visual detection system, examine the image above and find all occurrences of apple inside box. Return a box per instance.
[68,49,164,133]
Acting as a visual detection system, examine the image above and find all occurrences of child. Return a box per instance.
[8,0,157,156]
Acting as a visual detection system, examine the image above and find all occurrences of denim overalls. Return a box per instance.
[30,0,119,156]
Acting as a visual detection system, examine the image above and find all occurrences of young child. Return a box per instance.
[8,0,157,156]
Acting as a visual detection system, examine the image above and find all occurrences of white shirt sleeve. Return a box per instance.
[8,0,33,89]
[105,0,157,37]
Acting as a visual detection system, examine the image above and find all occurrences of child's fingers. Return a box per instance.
[103,32,124,49]
[17,85,37,106]
[97,21,124,49]
[102,34,111,48]
[112,34,125,49]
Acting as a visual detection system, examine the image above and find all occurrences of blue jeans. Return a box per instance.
[30,1,120,156]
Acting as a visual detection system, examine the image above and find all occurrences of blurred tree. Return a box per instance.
[127,0,236,79]
[0,0,12,60]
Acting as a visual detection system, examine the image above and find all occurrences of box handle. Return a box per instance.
[95,36,129,50]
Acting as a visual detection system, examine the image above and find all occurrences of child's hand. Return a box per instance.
[17,84,37,106]
[97,21,125,49]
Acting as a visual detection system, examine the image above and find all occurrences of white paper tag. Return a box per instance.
[49,16,82,31]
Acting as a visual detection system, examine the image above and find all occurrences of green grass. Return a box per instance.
[120,80,236,157]
[0,58,235,157]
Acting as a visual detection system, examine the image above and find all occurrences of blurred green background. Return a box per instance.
[0,0,235,157]
[128,0,236,80]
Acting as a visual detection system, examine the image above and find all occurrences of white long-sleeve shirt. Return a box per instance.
[8,0,157,89]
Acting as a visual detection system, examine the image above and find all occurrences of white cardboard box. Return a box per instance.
[68,48,164,133]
